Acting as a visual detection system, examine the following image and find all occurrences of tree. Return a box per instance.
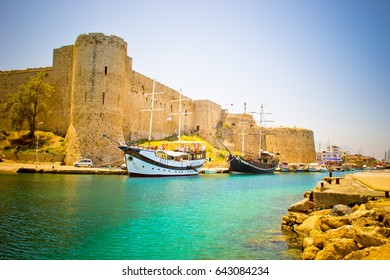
[4,71,54,138]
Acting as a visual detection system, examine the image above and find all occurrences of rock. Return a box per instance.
[288,198,315,213]
[301,245,320,260]
[302,237,314,249]
[383,214,390,227]
[351,204,360,212]
[281,212,308,231]
[327,238,359,257]
[312,225,355,249]
[294,214,321,238]
[315,238,359,260]
[332,204,352,216]
[348,209,378,223]
[315,243,341,260]
[344,242,390,260]
[318,216,350,232]
[353,226,389,248]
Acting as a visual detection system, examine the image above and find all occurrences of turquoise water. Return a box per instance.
[0,172,328,260]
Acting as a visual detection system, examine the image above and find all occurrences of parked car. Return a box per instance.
[74,159,93,167]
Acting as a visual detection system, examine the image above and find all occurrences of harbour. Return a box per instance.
[0,170,331,260]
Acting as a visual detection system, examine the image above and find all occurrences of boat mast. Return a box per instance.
[148,80,156,144]
[169,89,192,141]
[178,91,182,141]
[141,79,164,148]
[238,102,248,157]
[250,104,273,157]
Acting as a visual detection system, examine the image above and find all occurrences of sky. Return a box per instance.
[1,0,389,159]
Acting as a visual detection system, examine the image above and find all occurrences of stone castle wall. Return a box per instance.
[223,114,316,163]
[0,33,316,165]
[64,33,128,165]
[265,127,316,163]
[0,33,222,165]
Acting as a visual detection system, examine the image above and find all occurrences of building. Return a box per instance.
[0,33,316,165]
[316,145,342,163]
[0,33,222,165]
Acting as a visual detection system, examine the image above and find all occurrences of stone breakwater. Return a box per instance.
[282,171,390,260]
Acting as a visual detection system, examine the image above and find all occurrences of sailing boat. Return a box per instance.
[117,80,207,177]
[227,104,279,174]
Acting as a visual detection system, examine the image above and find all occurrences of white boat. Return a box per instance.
[307,162,321,172]
[280,162,289,172]
[106,79,207,177]
[120,141,206,177]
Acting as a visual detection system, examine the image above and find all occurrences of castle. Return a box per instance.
[0,33,316,165]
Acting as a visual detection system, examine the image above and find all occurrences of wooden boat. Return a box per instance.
[105,80,206,177]
[228,151,279,174]
[219,104,278,174]
[119,141,206,177]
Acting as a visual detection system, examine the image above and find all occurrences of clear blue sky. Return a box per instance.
[1,0,389,159]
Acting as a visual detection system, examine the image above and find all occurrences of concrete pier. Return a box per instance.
[288,171,390,212]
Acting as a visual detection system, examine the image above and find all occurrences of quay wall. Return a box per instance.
[0,33,315,165]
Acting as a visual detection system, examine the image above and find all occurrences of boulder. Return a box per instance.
[384,214,390,227]
[315,238,359,260]
[327,238,359,258]
[302,237,314,249]
[313,225,355,249]
[318,216,350,232]
[353,226,389,248]
[351,218,383,228]
[348,209,378,224]
[331,204,352,216]
[344,242,390,260]
[281,211,308,231]
[315,243,341,260]
[294,214,321,238]
[301,245,320,260]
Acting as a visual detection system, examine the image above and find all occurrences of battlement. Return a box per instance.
[75,33,127,49]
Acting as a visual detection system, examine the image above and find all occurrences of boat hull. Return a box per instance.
[228,154,278,174]
[123,147,205,177]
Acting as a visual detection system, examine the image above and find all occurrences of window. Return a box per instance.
[104,67,108,75]
[102,92,105,105]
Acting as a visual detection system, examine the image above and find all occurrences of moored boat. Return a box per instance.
[228,151,279,174]
[280,162,290,172]
[105,79,207,177]
[120,141,206,177]
[307,162,321,172]
[221,103,279,174]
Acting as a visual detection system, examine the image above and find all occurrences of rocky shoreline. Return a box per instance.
[282,171,390,260]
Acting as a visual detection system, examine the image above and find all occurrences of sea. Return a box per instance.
[0,171,332,260]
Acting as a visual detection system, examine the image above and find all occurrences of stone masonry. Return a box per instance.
[0,33,315,165]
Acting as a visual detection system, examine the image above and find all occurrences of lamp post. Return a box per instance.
[35,122,43,168]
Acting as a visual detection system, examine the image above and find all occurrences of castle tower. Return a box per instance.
[65,33,127,165]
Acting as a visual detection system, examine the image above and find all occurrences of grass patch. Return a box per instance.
[0,130,65,156]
